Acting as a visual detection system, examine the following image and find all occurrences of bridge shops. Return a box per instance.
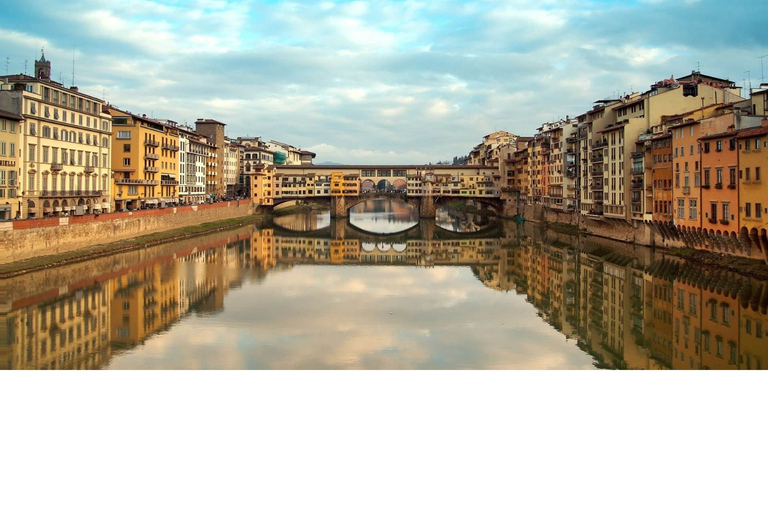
[250,164,505,217]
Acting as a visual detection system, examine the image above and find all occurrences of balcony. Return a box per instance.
[145,153,160,160]
[592,154,604,163]
[116,179,158,185]
[145,140,159,148]
[50,163,63,172]
[566,137,577,144]
[728,183,736,189]
[161,179,179,186]
[702,183,710,189]
[84,166,95,174]
[708,217,718,224]
[591,168,604,177]
[631,152,644,160]
[715,182,723,189]
[631,180,644,190]
[162,143,179,151]
[144,166,158,173]
[720,219,730,225]
[682,186,690,195]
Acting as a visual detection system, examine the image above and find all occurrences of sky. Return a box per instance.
[2,0,768,164]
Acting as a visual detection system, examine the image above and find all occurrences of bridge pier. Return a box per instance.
[330,196,348,218]
[419,195,436,218]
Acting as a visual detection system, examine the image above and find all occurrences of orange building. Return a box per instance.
[700,130,739,235]
[651,132,673,222]
[736,123,768,239]
[671,119,702,230]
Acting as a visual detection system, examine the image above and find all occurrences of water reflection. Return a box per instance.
[436,207,494,233]
[273,211,331,232]
[349,198,419,234]
[3,206,768,369]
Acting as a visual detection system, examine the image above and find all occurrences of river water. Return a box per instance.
[3,198,768,370]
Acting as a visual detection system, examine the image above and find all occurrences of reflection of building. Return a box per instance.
[1,285,111,370]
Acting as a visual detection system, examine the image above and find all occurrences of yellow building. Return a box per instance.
[736,123,768,238]
[0,52,113,218]
[109,108,180,210]
[330,172,360,196]
[0,110,22,220]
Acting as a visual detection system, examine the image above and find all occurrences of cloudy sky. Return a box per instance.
[2,0,767,164]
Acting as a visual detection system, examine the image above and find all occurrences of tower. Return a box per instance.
[34,49,50,80]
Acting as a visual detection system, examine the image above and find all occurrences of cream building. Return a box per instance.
[0,52,113,218]
[0,110,23,220]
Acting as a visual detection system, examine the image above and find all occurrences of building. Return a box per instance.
[177,125,211,204]
[109,107,179,210]
[0,110,22,220]
[0,51,113,218]
[650,131,673,222]
[736,121,768,238]
[195,119,226,199]
[223,139,241,198]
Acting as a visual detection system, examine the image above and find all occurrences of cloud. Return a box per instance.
[1,0,766,164]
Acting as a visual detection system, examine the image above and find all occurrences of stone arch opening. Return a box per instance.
[361,179,376,193]
[376,179,391,192]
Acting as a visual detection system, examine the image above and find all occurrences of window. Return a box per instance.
[689,293,698,315]
[0,142,5,156]
[710,202,717,220]
[756,138,761,150]
[716,140,723,151]
[689,199,697,220]
[28,144,35,162]
[117,131,131,139]
[678,198,685,219]
[757,203,763,219]
[704,142,710,153]
[757,167,761,181]
[722,203,730,222]
[716,167,723,185]
[746,203,752,218]
[729,167,736,185]
[745,139,751,151]
[745,167,751,181]
[704,168,710,186]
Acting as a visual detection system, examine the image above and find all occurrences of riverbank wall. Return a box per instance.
[0,201,253,266]
[509,202,768,264]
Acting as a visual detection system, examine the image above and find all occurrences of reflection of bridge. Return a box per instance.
[252,165,507,218]
[270,218,504,242]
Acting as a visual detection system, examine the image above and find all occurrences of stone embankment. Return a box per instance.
[0,201,254,267]
[504,200,768,266]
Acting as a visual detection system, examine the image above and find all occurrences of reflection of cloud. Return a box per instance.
[108,266,596,370]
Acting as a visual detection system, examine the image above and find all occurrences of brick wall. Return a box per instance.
[0,201,253,266]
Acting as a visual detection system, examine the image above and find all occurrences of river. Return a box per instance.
[2,198,767,370]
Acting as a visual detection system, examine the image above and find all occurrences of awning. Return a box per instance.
[145,199,159,205]
[0,204,10,211]
[92,204,102,210]
[43,207,52,213]
[101,203,111,210]
[54,207,62,212]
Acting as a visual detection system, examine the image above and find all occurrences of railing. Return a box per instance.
[161,180,179,186]
[719,219,730,225]
[144,140,159,147]
[162,143,179,151]
[145,153,160,160]
[144,166,158,173]
[715,182,723,189]
[38,190,103,198]
[708,217,717,224]
[116,179,158,185]
[592,154,604,163]
[593,139,608,149]
[728,183,736,189]
[51,163,63,172]
[631,152,644,159]
[682,186,690,195]
[84,166,95,174]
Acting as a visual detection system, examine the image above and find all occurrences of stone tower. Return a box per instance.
[35,49,51,80]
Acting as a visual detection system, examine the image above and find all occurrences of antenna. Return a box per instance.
[758,54,768,84]
[4,57,8,76]
[72,46,75,87]
[697,61,701,73]
[24,59,27,75]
